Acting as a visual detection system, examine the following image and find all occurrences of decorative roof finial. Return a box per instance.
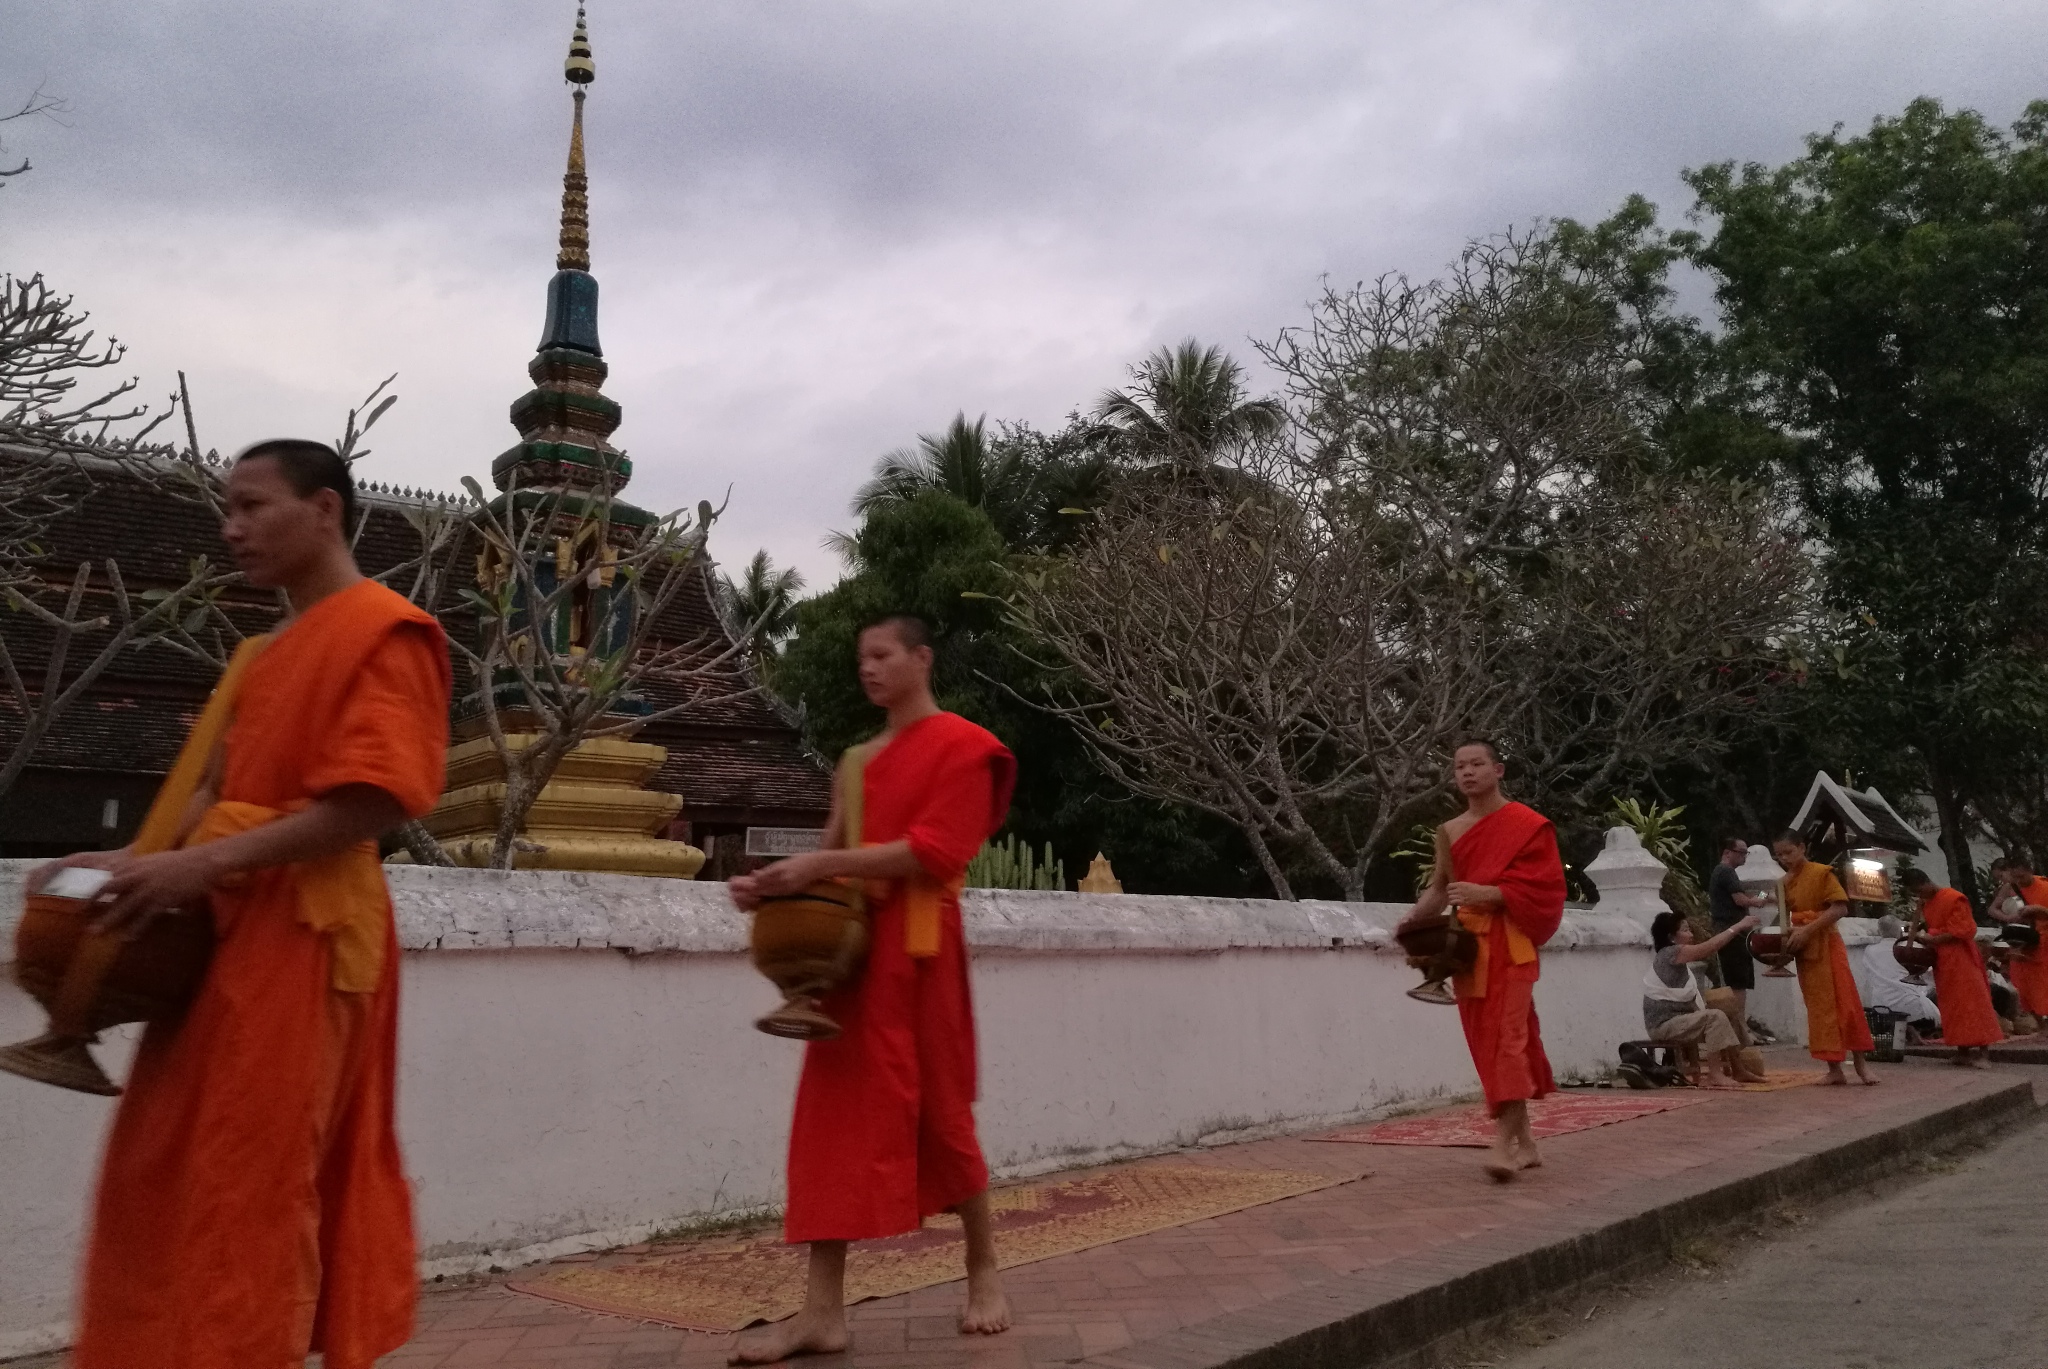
[556,5,594,271]
[564,5,595,85]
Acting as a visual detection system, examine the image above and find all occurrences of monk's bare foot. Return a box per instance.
[1515,1142,1542,1170]
[730,1308,850,1364]
[1483,1142,1518,1183]
[960,1265,1012,1335]
[1854,1066,1879,1085]
[1823,1064,1848,1086]
[1965,1050,1992,1069]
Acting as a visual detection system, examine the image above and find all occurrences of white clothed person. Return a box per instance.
[1643,949,1740,1053]
[1857,938,1940,1025]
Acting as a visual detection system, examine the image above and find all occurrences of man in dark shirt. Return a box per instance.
[1708,837,1770,1045]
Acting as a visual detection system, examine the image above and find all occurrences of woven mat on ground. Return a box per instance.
[1702,1069,1828,1093]
[1311,1091,1711,1147]
[507,1161,1365,1333]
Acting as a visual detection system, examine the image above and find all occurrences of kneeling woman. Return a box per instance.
[1643,911,1767,1085]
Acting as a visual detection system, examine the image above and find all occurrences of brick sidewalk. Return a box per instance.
[372,1053,2041,1369]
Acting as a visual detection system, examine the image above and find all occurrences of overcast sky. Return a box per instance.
[4,1,2042,586]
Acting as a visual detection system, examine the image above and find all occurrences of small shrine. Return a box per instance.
[1077,853,1123,894]
[1787,772,1926,905]
[413,7,703,878]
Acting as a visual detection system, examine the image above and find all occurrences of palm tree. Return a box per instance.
[1093,339,1285,470]
[850,413,1040,547]
[724,549,805,666]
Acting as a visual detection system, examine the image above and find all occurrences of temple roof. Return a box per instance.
[1788,772,1926,857]
[0,449,829,828]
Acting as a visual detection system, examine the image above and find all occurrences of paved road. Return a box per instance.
[1475,1108,2048,1369]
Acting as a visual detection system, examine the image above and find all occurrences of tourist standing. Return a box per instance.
[1706,837,1770,1045]
[1397,742,1567,1183]
[1771,831,1878,1085]
[29,442,451,1369]
[728,615,1016,1362]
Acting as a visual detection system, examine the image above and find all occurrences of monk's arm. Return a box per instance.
[1786,899,1850,950]
[741,840,927,900]
[1985,884,2023,922]
[94,783,406,932]
[1396,828,1455,930]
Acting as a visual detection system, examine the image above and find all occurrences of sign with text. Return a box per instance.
[745,826,825,858]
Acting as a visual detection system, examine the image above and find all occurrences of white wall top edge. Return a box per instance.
[0,858,1665,960]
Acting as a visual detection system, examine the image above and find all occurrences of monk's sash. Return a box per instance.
[836,737,957,959]
[1447,801,1563,1000]
[129,635,272,855]
[1453,908,1538,1000]
[124,632,389,993]
[187,801,388,993]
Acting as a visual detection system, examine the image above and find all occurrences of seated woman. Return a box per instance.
[1642,911,1767,1085]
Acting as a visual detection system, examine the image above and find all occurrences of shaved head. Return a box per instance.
[858,612,932,652]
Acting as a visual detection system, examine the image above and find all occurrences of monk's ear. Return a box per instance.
[308,485,345,533]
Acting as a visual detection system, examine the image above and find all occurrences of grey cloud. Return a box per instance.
[3,0,2044,586]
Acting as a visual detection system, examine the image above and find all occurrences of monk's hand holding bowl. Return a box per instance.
[24,847,123,896]
[747,851,831,899]
[1784,926,1812,956]
[1446,881,1503,908]
[92,845,227,939]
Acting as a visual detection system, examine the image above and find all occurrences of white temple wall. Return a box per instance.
[0,863,1650,1357]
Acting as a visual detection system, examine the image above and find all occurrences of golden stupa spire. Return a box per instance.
[556,5,595,272]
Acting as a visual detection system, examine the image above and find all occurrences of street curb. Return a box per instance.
[1081,1077,2039,1369]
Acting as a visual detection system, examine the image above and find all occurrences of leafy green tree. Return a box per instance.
[722,549,804,673]
[1677,98,2048,900]
[776,489,1264,894]
[1094,339,1285,471]
[846,411,1114,555]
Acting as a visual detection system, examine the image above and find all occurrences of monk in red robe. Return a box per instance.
[30,440,450,1369]
[1769,831,1876,1084]
[1987,858,2048,1026]
[728,613,1016,1363]
[1904,870,2002,1065]
[1398,741,1566,1182]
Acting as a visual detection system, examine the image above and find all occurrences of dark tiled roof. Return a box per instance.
[1789,773,1927,855]
[0,690,200,775]
[0,451,827,821]
[654,733,831,820]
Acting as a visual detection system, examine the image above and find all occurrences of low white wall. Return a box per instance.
[0,862,1648,1357]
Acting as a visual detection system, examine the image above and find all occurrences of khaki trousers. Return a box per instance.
[1650,1007,1740,1055]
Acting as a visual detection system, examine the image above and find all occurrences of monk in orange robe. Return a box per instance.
[1398,741,1566,1182]
[1903,869,2002,1064]
[1987,858,2048,1025]
[1769,831,1876,1084]
[729,614,1016,1363]
[29,440,450,1369]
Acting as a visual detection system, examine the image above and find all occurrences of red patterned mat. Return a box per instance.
[1311,1091,1712,1147]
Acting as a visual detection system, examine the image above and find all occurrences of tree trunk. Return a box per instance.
[1929,776,1980,910]
[1241,824,1294,900]
[395,820,456,867]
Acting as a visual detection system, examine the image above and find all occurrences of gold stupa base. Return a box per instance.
[398,733,704,879]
